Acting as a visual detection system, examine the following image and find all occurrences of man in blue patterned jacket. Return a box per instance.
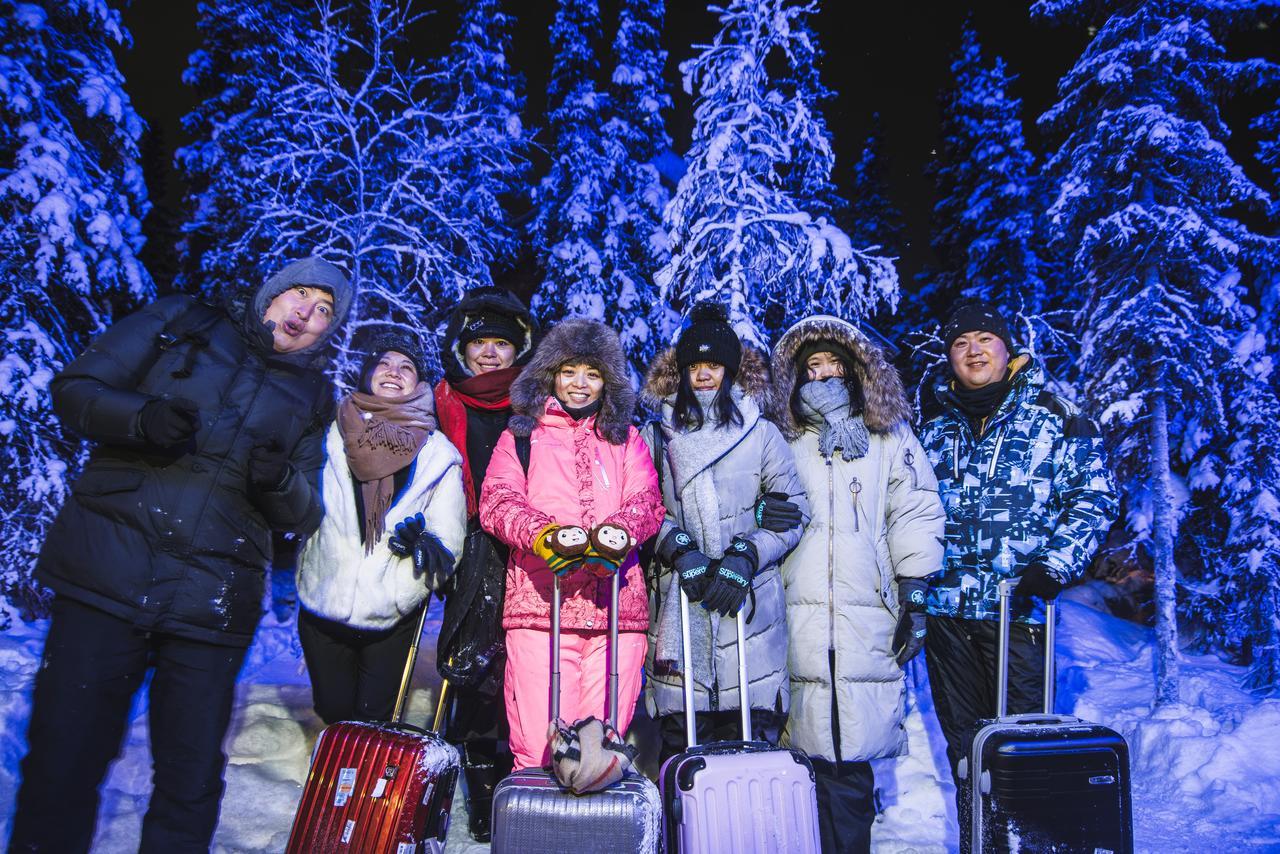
[919,301,1117,803]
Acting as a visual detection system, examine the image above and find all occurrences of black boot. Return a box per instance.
[463,760,498,842]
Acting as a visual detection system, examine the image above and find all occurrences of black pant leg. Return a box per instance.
[353,607,423,723]
[297,608,362,725]
[10,597,149,854]
[811,758,875,854]
[138,633,248,854]
[923,616,992,777]
[1005,622,1049,715]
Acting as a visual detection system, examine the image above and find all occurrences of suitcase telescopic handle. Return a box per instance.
[551,572,623,728]
[391,602,433,724]
[995,578,1056,718]
[677,586,753,748]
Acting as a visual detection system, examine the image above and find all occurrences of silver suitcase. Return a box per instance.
[490,571,661,853]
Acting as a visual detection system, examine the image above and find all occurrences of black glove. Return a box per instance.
[138,396,200,448]
[1013,562,1064,601]
[672,548,714,603]
[247,440,290,491]
[658,528,714,602]
[754,492,803,533]
[388,513,426,557]
[413,530,455,594]
[701,537,758,617]
[892,577,929,666]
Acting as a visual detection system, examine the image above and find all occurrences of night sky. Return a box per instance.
[116,1,1278,293]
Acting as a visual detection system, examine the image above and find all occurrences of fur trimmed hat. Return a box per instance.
[508,318,636,445]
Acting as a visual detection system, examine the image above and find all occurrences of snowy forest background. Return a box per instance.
[2,0,1280,717]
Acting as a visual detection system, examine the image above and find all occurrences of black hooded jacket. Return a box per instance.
[37,288,340,647]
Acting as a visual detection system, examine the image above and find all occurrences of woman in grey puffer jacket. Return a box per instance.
[772,315,945,854]
[642,303,809,762]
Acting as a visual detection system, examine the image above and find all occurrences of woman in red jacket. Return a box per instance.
[478,319,664,771]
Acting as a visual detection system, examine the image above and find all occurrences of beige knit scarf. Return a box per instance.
[337,382,437,553]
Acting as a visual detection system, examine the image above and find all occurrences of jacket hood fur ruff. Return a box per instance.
[771,315,910,440]
[641,345,773,412]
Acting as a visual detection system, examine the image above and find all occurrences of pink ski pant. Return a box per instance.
[504,627,647,771]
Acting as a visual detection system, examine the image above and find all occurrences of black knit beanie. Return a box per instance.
[676,302,742,374]
[941,299,1013,352]
[358,328,427,393]
[795,339,858,374]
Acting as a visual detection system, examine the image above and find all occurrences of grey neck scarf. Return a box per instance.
[693,388,720,422]
[799,379,870,461]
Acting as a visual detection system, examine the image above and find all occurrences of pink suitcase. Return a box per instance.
[658,588,822,853]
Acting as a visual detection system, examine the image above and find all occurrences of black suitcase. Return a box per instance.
[957,580,1134,854]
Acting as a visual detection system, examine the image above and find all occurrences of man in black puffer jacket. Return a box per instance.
[10,257,353,853]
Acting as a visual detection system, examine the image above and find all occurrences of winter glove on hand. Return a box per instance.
[892,577,930,666]
[583,524,635,578]
[533,524,590,576]
[138,396,200,448]
[754,492,804,533]
[1013,562,1064,601]
[247,440,290,491]
[701,537,758,618]
[658,529,713,602]
[413,530,456,593]
[387,513,426,558]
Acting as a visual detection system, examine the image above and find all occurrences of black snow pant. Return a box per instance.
[810,757,875,854]
[297,605,422,725]
[656,709,787,765]
[924,615,1047,853]
[10,596,248,854]
[443,682,512,841]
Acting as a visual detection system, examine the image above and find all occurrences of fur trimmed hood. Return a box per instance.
[640,345,773,410]
[508,318,636,444]
[771,315,909,439]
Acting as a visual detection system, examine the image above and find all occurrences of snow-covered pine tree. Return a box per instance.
[657,0,897,349]
[1250,96,1280,371]
[930,22,1047,334]
[530,0,613,326]
[603,0,673,377]
[433,0,530,281]
[847,116,905,262]
[224,0,510,377]
[1035,0,1276,704]
[771,2,841,222]
[0,0,153,619]
[176,1,303,300]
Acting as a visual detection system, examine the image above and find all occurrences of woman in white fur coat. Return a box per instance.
[297,331,466,724]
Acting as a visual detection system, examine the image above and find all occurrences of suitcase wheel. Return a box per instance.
[979,770,991,796]
[957,757,968,781]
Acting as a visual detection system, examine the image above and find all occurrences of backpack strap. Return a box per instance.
[155,299,224,379]
[515,432,531,475]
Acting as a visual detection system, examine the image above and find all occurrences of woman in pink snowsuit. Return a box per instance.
[479,318,664,771]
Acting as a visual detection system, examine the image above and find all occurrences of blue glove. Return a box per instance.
[388,513,426,557]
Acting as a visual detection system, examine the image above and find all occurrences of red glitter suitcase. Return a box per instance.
[286,609,459,853]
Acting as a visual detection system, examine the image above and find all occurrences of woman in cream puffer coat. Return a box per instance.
[772,315,945,854]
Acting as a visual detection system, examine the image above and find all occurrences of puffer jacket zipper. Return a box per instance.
[827,457,843,759]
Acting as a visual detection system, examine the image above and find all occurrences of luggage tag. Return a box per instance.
[370,764,398,798]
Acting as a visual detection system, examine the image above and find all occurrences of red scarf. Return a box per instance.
[435,367,520,515]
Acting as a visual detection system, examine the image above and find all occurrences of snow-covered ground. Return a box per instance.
[1,593,1278,852]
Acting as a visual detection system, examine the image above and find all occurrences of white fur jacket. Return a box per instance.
[298,423,467,630]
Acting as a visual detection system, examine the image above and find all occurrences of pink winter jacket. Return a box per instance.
[479,397,664,633]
